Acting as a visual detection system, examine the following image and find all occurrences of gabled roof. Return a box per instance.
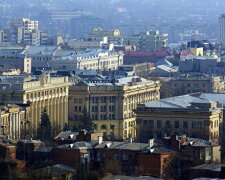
[55,131,78,141]
[182,138,218,147]
[155,59,173,67]
[57,141,93,150]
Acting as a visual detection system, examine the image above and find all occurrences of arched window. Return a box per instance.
[101,125,107,129]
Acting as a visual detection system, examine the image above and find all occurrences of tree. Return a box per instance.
[81,107,94,133]
[37,107,52,142]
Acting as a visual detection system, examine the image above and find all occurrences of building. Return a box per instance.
[10,18,48,46]
[0,73,72,135]
[219,14,225,45]
[94,139,175,178]
[179,56,217,73]
[163,135,221,164]
[52,141,93,170]
[49,49,124,71]
[0,54,31,74]
[139,31,168,51]
[189,163,225,180]
[135,94,223,143]
[170,74,224,96]
[69,76,160,139]
[0,104,31,139]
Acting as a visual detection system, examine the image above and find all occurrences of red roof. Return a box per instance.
[180,50,195,56]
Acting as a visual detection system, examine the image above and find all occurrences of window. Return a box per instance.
[157,120,161,128]
[92,106,98,112]
[74,98,78,103]
[149,120,154,128]
[101,125,107,129]
[101,96,107,103]
[175,121,179,128]
[183,121,188,129]
[192,121,203,129]
[74,106,78,112]
[78,106,82,112]
[166,120,171,127]
[109,96,116,103]
[92,97,98,103]
[143,120,148,125]
[101,106,106,112]
[109,105,115,112]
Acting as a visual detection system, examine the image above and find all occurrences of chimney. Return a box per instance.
[129,137,133,143]
[149,139,155,148]
[98,136,103,144]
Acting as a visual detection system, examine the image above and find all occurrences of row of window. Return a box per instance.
[143,120,204,129]
[26,88,66,100]
[174,83,206,88]
[91,105,115,112]
[91,96,116,103]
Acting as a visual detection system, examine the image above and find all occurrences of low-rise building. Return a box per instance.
[0,104,31,139]
[135,94,223,144]
[170,74,224,96]
[179,56,217,73]
[69,76,160,139]
[94,140,175,179]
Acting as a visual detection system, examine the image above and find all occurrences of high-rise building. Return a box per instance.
[219,14,225,45]
[9,18,48,46]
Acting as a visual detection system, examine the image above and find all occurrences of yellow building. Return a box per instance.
[189,47,204,56]
[0,73,72,136]
[135,94,222,144]
[0,104,31,139]
[69,76,160,139]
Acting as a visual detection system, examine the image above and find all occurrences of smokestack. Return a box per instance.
[149,139,155,148]
[98,136,103,144]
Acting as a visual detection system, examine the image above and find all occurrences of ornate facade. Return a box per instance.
[0,73,72,136]
[69,76,160,139]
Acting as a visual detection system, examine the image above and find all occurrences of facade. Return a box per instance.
[135,94,223,144]
[69,76,160,139]
[10,18,48,46]
[170,74,224,96]
[179,56,217,73]
[139,31,168,51]
[0,73,72,135]
[0,54,31,74]
[94,140,175,178]
[49,49,124,71]
[0,104,31,139]
[219,14,225,45]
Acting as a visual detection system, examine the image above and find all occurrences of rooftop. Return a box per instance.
[143,94,216,109]
[57,141,93,150]
[190,163,225,172]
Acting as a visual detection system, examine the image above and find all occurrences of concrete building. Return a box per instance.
[69,76,160,139]
[0,73,72,136]
[179,56,218,73]
[0,54,31,74]
[139,31,168,51]
[135,94,223,143]
[219,14,225,45]
[170,74,224,96]
[10,18,48,46]
[0,104,31,139]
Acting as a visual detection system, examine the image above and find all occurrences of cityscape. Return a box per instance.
[1,0,225,180]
